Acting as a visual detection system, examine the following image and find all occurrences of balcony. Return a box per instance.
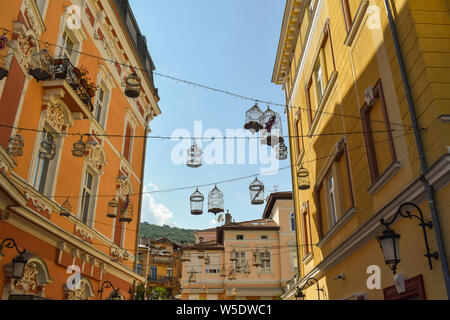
[147,275,173,283]
[41,59,94,119]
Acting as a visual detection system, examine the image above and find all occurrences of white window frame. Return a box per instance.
[55,13,86,66]
[234,251,246,273]
[259,251,272,273]
[34,0,49,21]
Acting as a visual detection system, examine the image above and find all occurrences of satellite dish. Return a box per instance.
[217,214,224,223]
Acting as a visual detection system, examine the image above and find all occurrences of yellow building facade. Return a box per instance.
[273,0,450,300]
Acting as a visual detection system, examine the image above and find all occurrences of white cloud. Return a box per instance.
[141,184,174,226]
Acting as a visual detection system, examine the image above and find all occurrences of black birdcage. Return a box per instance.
[107,198,118,218]
[186,141,202,168]
[298,165,310,190]
[72,136,86,158]
[275,140,288,160]
[29,49,53,82]
[208,185,224,214]
[119,195,133,223]
[244,103,264,133]
[7,133,24,157]
[124,72,141,98]
[260,106,284,147]
[190,188,204,215]
[249,177,264,205]
[39,133,57,161]
[60,198,72,217]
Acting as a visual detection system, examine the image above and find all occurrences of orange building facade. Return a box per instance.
[0,0,161,300]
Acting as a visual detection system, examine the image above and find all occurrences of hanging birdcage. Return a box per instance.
[208,185,224,214]
[29,48,53,82]
[190,188,204,215]
[260,106,284,147]
[275,140,288,160]
[7,133,24,157]
[60,198,72,217]
[220,265,227,278]
[252,250,262,267]
[124,72,141,98]
[186,141,202,168]
[0,35,12,80]
[119,195,133,223]
[244,103,264,133]
[249,177,264,205]
[72,136,86,157]
[298,165,311,190]
[230,249,237,262]
[39,133,57,161]
[107,198,118,218]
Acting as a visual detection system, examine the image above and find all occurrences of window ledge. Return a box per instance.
[302,252,313,265]
[439,114,450,123]
[367,161,401,195]
[307,71,338,137]
[317,207,357,248]
[344,0,370,47]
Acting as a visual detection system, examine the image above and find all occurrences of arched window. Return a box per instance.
[290,213,296,231]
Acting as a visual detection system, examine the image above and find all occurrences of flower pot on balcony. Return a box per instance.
[80,78,88,89]
[87,88,95,97]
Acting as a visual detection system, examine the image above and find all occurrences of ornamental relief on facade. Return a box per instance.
[86,144,107,174]
[12,21,38,72]
[14,262,39,293]
[44,103,67,132]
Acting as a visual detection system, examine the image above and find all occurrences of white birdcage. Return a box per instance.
[208,185,224,214]
[186,141,202,168]
[190,188,204,215]
[244,103,264,133]
[260,106,284,147]
[275,140,288,160]
[29,48,53,82]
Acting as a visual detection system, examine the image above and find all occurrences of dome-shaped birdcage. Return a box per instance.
[107,197,119,218]
[7,133,24,157]
[29,48,53,82]
[124,72,141,98]
[119,195,134,223]
[39,133,57,161]
[298,165,311,190]
[260,106,284,147]
[190,188,204,215]
[186,141,202,168]
[275,140,288,160]
[72,135,86,158]
[244,103,264,133]
[60,198,72,217]
[208,185,224,214]
[249,177,264,205]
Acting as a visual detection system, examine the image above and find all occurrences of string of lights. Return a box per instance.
[0,26,416,130]
[22,129,414,201]
[0,122,399,140]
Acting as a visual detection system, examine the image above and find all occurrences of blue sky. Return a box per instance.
[130,0,291,230]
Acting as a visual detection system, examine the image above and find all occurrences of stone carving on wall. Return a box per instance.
[86,144,107,174]
[63,277,95,300]
[74,224,94,244]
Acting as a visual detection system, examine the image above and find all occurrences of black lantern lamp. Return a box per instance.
[244,103,264,133]
[0,238,28,281]
[119,195,133,223]
[249,177,264,205]
[260,106,284,147]
[186,141,202,168]
[98,280,121,300]
[72,135,86,158]
[60,198,72,217]
[7,132,24,157]
[124,72,141,98]
[208,185,224,214]
[297,165,310,190]
[377,202,439,275]
[275,141,288,160]
[39,133,57,161]
[295,277,324,300]
[29,48,53,82]
[190,188,204,215]
[107,197,118,218]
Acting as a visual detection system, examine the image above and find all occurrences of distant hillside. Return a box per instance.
[140,222,197,244]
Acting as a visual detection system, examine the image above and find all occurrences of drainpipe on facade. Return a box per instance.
[134,115,150,280]
[383,0,450,299]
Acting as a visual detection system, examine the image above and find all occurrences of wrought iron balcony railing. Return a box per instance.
[51,58,94,112]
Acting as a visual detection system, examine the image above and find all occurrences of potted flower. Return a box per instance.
[86,81,98,97]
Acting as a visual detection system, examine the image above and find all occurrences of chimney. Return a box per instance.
[225,210,232,225]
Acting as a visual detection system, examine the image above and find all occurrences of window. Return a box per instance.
[290,213,296,232]
[261,235,268,240]
[32,130,53,194]
[59,31,75,61]
[315,139,355,238]
[305,21,336,129]
[166,268,173,278]
[259,251,271,273]
[341,0,361,33]
[233,251,246,273]
[236,235,244,240]
[34,0,47,18]
[136,264,143,276]
[361,80,398,185]
[94,84,109,126]
[80,170,95,224]
[150,266,157,280]
[301,202,311,256]
[123,123,133,163]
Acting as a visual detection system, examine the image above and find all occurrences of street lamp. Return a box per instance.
[295,277,323,300]
[377,202,439,275]
[0,238,28,280]
[98,281,121,300]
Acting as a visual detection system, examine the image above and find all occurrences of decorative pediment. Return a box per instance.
[63,277,95,300]
[86,143,107,174]
[12,21,39,73]
[74,223,94,244]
